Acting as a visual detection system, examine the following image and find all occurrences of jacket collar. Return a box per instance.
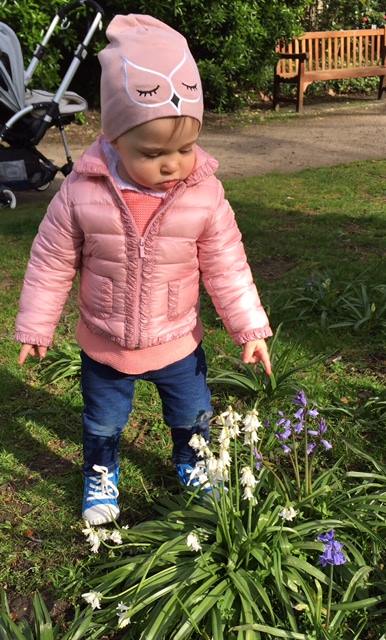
[73,135,219,187]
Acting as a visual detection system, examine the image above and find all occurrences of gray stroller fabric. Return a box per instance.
[0,21,25,112]
[0,21,87,117]
[25,89,87,114]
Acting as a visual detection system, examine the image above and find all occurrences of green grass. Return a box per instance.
[1,161,385,625]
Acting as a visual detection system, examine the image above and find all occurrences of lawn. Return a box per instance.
[0,160,385,633]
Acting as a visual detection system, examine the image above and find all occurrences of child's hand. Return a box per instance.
[19,344,48,365]
[242,339,272,376]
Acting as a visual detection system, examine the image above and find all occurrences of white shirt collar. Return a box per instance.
[101,138,167,198]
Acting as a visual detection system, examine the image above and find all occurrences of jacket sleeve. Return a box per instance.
[197,181,272,345]
[15,178,83,346]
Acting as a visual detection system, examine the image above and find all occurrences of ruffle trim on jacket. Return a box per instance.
[232,325,273,345]
[80,315,202,349]
[14,332,52,347]
[185,154,219,186]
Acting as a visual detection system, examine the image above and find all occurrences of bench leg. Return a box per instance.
[378,75,386,99]
[296,79,305,113]
[273,74,280,111]
[296,60,305,113]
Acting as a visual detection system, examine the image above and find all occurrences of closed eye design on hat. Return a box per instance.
[137,85,160,97]
[123,50,201,115]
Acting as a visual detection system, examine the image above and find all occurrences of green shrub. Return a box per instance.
[3,0,311,111]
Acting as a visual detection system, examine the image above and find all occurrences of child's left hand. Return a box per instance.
[242,339,272,376]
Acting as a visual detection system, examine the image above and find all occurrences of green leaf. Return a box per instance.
[284,557,331,587]
[210,606,224,640]
[331,594,386,612]
[172,579,228,640]
[339,507,384,544]
[231,623,307,639]
[329,566,373,631]
[238,569,275,623]
[229,572,265,624]
[32,592,54,640]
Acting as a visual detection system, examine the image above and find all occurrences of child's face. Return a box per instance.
[113,117,200,191]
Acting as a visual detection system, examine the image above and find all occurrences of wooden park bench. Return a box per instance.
[273,27,386,112]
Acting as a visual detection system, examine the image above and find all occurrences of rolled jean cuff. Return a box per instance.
[171,416,211,465]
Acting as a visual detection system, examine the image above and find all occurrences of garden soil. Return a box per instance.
[35,95,386,191]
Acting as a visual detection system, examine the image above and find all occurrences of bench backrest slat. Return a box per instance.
[276,27,386,77]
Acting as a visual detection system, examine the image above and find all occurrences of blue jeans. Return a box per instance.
[80,345,212,475]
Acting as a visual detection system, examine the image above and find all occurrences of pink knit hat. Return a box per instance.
[98,14,204,141]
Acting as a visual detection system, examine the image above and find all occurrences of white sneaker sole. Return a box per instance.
[83,504,120,525]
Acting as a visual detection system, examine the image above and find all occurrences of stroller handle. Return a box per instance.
[58,0,104,19]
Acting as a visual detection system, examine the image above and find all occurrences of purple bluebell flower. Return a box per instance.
[307,417,332,455]
[253,449,262,471]
[308,408,319,418]
[294,408,305,420]
[294,391,308,407]
[282,444,291,454]
[276,427,292,442]
[317,530,335,543]
[293,422,304,434]
[318,418,328,435]
[307,442,316,455]
[317,530,347,567]
[319,543,347,566]
[276,416,291,428]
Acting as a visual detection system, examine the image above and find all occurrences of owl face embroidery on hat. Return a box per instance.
[122,49,201,115]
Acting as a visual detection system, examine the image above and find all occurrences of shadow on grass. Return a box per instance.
[0,366,174,525]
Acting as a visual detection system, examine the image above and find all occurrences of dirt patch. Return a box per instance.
[35,95,386,186]
[252,256,297,281]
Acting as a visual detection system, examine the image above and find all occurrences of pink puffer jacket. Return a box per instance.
[15,138,272,349]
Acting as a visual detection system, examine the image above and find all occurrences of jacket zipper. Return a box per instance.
[138,238,146,258]
[108,180,186,348]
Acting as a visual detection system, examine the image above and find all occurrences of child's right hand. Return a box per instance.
[19,344,48,365]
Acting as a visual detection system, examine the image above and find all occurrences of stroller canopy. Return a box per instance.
[0,21,87,117]
[0,22,25,112]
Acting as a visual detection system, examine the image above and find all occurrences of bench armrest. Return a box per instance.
[278,52,309,61]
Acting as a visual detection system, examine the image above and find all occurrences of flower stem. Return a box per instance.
[291,434,301,498]
[326,564,334,629]
[234,437,240,513]
[308,454,314,496]
[245,442,254,569]
[267,464,289,499]
[304,427,309,497]
[247,443,254,537]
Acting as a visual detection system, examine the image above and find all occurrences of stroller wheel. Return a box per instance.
[35,181,52,191]
[0,189,17,209]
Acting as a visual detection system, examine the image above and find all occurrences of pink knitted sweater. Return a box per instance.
[76,189,201,373]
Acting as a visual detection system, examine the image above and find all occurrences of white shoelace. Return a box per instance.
[86,464,119,502]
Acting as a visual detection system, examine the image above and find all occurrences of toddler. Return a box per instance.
[16,14,272,525]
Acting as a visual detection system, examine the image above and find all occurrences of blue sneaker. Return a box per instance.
[175,462,212,492]
[82,464,120,525]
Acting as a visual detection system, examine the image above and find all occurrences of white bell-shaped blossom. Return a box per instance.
[109,530,123,545]
[186,532,202,552]
[240,465,258,501]
[242,409,262,445]
[217,406,242,433]
[188,460,210,487]
[116,602,131,628]
[218,427,231,449]
[82,591,103,610]
[189,433,212,458]
[219,447,231,468]
[279,506,298,522]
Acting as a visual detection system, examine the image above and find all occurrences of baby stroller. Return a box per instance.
[0,0,103,209]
